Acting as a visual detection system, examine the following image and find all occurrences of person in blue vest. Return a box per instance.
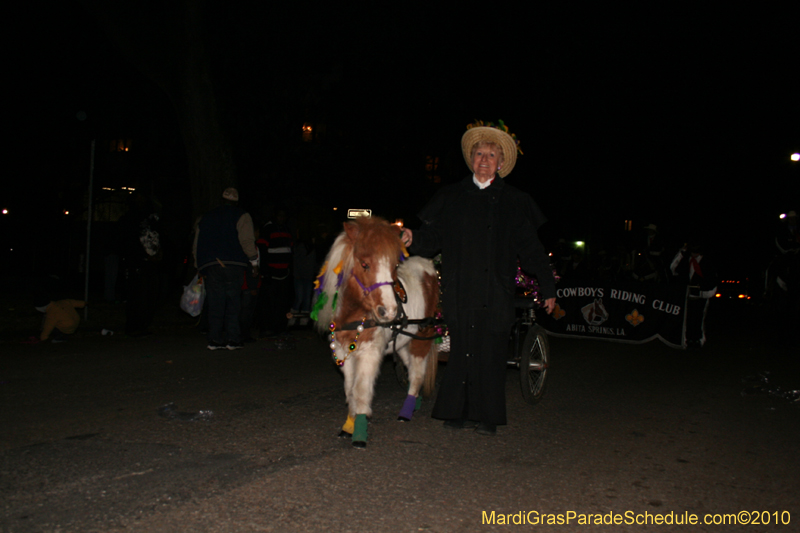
[193,188,259,350]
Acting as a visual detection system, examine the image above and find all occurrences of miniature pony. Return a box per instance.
[314,217,439,448]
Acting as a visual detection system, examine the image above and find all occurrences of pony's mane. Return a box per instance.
[315,232,353,330]
[351,217,403,264]
[314,217,401,330]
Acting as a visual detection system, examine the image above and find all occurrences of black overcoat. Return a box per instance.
[412,176,556,424]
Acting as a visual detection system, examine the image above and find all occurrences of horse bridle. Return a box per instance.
[338,261,436,352]
[332,287,439,344]
[353,274,393,296]
[352,263,408,304]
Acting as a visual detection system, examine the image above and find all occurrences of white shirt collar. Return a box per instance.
[472,174,494,189]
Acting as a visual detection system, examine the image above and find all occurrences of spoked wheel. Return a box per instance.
[520,325,549,404]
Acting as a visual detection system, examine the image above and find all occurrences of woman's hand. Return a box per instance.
[400,228,413,247]
[543,297,556,314]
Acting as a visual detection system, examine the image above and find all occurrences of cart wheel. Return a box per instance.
[394,354,409,389]
[520,325,549,404]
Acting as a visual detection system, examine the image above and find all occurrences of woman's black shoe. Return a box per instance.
[443,419,479,429]
[475,422,496,436]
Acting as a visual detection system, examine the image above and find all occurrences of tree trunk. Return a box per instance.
[79,0,235,220]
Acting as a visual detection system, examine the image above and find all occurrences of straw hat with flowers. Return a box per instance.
[460,120,523,178]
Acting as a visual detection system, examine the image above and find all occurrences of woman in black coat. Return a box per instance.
[402,122,556,435]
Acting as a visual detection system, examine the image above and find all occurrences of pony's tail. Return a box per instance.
[422,342,438,397]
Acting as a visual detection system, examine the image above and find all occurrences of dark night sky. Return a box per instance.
[6,3,799,278]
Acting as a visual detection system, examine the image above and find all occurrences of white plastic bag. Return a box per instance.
[180,274,205,317]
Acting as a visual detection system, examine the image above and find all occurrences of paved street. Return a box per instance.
[1,301,798,532]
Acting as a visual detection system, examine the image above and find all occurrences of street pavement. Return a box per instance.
[1,301,798,532]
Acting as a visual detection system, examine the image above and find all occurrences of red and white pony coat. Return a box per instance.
[315,218,439,448]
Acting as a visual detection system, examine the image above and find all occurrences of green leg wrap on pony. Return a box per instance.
[352,414,368,445]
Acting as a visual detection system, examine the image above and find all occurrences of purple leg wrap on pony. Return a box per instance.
[398,394,417,421]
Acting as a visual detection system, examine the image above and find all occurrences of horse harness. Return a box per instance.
[330,278,440,362]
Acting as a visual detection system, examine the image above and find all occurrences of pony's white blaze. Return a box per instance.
[373,257,397,322]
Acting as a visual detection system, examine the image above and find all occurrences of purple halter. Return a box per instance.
[354,275,393,295]
[352,253,405,296]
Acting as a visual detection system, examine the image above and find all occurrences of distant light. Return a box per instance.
[791,153,800,162]
[780,213,786,219]
[64,210,69,215]
[302,122,314,142]
[332,207,338,211]
[1,209,7,215]
[574,241,585,247]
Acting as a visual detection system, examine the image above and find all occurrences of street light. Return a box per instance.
[791,153,799,162]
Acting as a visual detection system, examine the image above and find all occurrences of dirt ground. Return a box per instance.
[2,289,799,532]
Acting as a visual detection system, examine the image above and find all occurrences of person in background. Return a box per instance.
[259,208,293,337]
[193,188,259,350]
[561,248,591,283]
[771,210,800,329]
[670,241,718,348]
[288,231,316,327]
[632,223,667,283]
[239,228,262,342]
[118,193,162,337]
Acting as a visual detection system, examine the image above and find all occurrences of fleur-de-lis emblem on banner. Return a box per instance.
[626,309,644,326]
